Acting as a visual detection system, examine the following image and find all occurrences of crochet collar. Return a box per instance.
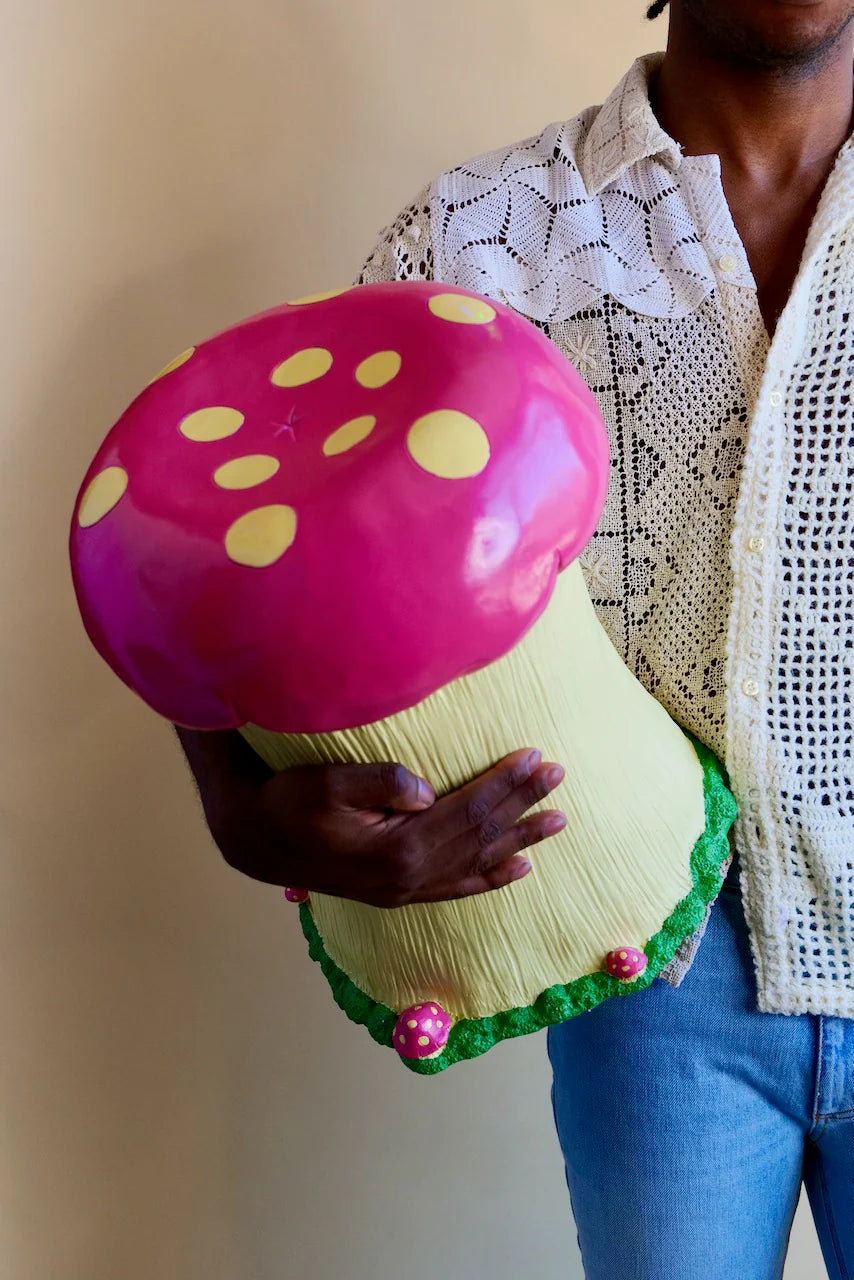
[579,52,683,196]
[580,51,854,229]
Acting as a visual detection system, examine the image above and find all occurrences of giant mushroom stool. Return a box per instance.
[70,280,737,1074]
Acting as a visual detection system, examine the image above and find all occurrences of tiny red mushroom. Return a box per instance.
[393,1003,452,1061]
[604,947,649,983]
[283,888,309,904]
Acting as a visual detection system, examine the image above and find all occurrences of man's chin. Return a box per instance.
[681,0,854,73]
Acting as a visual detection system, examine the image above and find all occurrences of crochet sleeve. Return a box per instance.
[351,185,434,287]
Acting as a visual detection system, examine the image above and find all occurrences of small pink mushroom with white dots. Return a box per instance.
[605,947,648,983]
[393,1002,452,1060]
[284,887,309,904]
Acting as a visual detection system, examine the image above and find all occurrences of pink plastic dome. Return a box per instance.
[70,281,609,732]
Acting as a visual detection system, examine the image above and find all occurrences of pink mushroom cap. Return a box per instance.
[70,281,609,733]
[283,887,309,904]
[393,1002,452,1060]
[604,947,649,982]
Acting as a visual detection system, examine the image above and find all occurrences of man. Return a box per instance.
[177,2,854,1274]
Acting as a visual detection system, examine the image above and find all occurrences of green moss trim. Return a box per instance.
[297,731,737,1075]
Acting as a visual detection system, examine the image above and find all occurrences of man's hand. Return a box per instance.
[176,729,566,908]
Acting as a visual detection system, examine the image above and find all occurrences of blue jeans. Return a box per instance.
[547,855,854,1279]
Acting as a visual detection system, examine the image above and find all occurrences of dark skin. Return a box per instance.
[176,0,853,906]
[176,725,567,906]
[650,0,854,338]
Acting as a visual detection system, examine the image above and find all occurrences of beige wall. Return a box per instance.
[0,2,824,1276]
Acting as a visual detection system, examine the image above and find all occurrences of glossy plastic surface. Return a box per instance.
[393,1003,451,1060]
[70,281,610,731]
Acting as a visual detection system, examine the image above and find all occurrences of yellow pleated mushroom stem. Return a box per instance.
[240,559,706,1021]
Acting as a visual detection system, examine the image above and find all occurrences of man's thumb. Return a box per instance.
[334,761,436,812]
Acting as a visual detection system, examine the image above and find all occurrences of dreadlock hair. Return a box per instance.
[646,0,669,16]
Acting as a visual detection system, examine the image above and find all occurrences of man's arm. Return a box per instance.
[172,725,566,906]
[174,725,273,839]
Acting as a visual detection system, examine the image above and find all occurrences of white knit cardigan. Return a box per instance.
[354,53,854,1017]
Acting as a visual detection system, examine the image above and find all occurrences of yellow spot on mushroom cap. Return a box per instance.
[355,351,401,389]
[428,294,496,325]
[225,505,297,567]
[180,406,244,442]
[406,410,490,479]
[77,467,129,527]
[417,1036,430,1047]
[271,348,333,388]
[322,415,376,457]
[148,347,195,383]
[213,455,280,490]
[287,289,348,306]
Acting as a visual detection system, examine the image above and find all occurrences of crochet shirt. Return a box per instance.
[353,52,854,1017]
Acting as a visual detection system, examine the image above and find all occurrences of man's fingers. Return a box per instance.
[415,855,531,903]
[425,758,565,858]
[471,762,566,848]
[425,747,544,841]
[451,855,535,900]
[468,807,567,876]
[415,810,567,904]
[323,761,435,813]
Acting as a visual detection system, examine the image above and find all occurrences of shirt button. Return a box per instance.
[718,254,738,273]
[742,678,759,697]
[747,535,765,552]
[769,389,783,407]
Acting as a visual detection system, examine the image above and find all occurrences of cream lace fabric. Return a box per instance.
[354,53,854,1016]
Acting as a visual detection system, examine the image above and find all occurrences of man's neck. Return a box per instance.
[650,19,854,182]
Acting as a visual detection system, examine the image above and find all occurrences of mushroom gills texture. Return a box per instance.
[241,558,705,1021]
